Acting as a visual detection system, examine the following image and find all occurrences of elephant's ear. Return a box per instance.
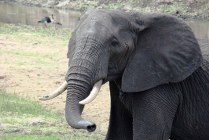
[121,13,203,92]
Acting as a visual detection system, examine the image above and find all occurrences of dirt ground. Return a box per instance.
[0,35,110,136]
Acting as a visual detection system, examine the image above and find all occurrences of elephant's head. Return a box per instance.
[40,10,202,132]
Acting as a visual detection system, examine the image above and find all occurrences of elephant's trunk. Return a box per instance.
[65,38,107,132]
[65,71,96,132]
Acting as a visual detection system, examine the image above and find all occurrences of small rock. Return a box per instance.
[32,42,39,45]
[0,75,6,79]
[28,118,46,126]
[55,81,61,84]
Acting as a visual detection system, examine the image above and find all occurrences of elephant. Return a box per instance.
[40,9,209,140]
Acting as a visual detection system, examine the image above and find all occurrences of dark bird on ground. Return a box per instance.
[38,16,51,26]
[38,14,62,27]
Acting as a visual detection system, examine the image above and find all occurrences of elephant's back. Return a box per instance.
[171,60,209,139]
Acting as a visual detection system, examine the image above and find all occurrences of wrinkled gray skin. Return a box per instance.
[65,9,209,140]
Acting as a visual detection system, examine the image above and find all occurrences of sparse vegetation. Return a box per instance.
[0,90,100,140]
[0,23,71,40]
[158,2,187,14]
[0,23,71,70]
[0,90,60,117]
[0,23,103,140]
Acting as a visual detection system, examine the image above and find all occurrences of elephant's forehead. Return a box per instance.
[77,20,112,39]
[86,10,130,29]
[80,14,113,33]
[78,10,127,36]
[88,14,111,25]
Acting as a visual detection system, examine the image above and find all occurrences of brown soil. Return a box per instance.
[0,35,110,136]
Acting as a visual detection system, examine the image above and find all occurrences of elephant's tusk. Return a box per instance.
[39,81,67,100]
[79,80,102,105]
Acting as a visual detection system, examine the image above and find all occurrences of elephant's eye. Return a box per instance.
[111,39,119,47]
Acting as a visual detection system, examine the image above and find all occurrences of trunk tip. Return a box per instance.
[78,120,96,132]
[87,124,96,132]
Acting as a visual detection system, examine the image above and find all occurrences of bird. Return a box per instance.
[38,15,52,27]
[38,14,62,27]
[50,14,62,26]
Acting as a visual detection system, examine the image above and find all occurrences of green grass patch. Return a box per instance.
[0,23,70,70]
[0,135,61,140]
[1,134,98,140]
[0,90,100,140]
[0,91,60,118]
[0,48,57,68]
[0,23,71,41]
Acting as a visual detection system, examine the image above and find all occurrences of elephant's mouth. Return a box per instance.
[106,73,121,81]
[81,72,122,104]
[79,73,120,105]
